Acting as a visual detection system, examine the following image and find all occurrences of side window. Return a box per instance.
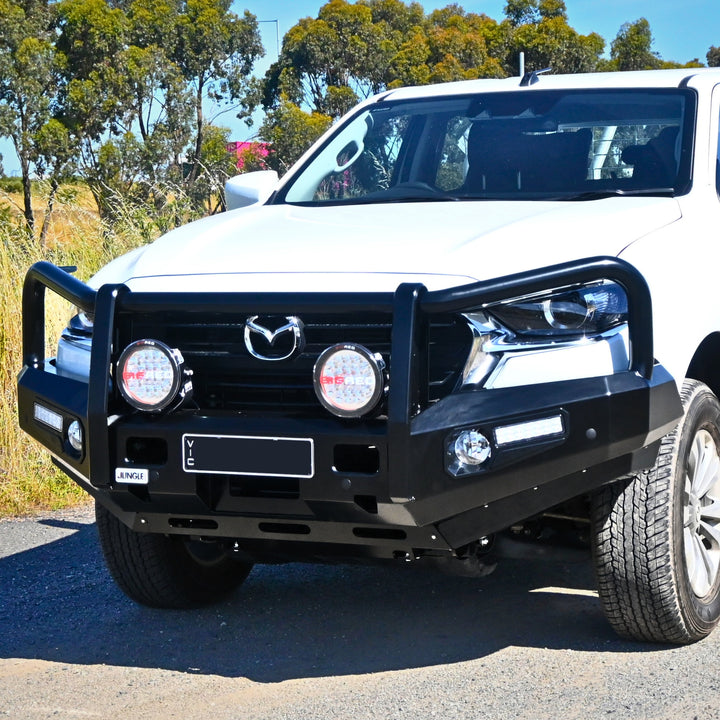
[312,115,408,202]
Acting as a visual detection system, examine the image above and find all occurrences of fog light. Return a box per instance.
[313,343,386,418]
[455,430,492,465]
[67,420,83,452]
[117,339,189,412]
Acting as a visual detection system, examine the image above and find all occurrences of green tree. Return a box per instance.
[170,0,263,191]
[33,117,76,245]
[56,0,130,217]
[189,124,238,215]
[504,0,539,27]
[504,0,603,75]
[511,16,603,74]
[267,1,383,115]
[387,25,431,87]
[609,18,661,71]
[56,0,263,223]
[425,7,505,81]
[708,46,720,67]
[262,1,510,167]
[360,0,425,34]
[0,0,62,234]
[259,96,332,173]
[262,0,507,162]
[538,0,566,20]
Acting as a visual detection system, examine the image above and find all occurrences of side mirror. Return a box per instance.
[225,170,279,210]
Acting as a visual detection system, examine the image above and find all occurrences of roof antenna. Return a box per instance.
[520,67,552,87]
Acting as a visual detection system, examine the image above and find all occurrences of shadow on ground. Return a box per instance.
[0,515,657,681]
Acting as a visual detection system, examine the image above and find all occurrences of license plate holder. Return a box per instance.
[182,434,314,478]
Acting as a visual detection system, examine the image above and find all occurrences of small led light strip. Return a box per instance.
[34,402,64,432]
[494,415,564,447]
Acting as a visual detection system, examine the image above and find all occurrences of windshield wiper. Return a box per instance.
[379,195,461,203]
[329,193,460,206]
[559,188,676,201]
[284,195,459,208]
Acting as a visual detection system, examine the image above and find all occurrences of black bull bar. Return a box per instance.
[19,256,672,548]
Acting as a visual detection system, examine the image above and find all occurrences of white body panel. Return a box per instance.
[92,197,680,290]
[82,68,720,391]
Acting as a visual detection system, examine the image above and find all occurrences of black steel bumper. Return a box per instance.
[18,257,683,560]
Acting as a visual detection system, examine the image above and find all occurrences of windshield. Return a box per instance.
[278,89,694,205]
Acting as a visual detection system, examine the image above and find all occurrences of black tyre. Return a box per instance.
[96,502,253,608]
[591,379,720,644]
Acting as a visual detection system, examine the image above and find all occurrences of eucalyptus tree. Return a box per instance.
[0,0,62,234]
[55,0,131,219]
[169,0,263,191]
[608,18,661,71]
[56,0,263,222]
[259,96,332,173]
[505,0,604,75]
[260,0,508,170]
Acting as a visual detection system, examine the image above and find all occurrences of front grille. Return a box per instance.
[121,311,471,416]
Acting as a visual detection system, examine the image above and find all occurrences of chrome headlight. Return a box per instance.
[72,309,94,334]
[57,312,94,381]
[486,282,628,338]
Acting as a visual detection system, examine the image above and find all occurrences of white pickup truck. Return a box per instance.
[18,68,720,644]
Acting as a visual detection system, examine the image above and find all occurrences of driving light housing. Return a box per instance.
[455,430,492,465]
[67,420,84,452]
[117,339,189,412]
[446,428,492,477]
[313,343,386,418]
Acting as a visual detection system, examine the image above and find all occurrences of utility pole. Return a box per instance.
[258,19,280,59]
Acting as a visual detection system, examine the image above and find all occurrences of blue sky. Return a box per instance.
[2,0,719,174]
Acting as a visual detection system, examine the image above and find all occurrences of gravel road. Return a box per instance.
[1,504,720,720]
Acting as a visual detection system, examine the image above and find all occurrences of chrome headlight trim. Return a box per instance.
[483,325,631,389]
[460,312,500,386]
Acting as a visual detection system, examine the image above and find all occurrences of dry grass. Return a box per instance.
[0,185,153,516]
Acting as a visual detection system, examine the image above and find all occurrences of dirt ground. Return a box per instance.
[2,506,719,720]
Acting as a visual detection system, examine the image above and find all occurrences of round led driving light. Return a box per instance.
[313,343,386,418]
[117,339,184,412]
[454,430,492,466]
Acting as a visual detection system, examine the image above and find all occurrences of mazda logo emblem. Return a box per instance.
[244,316,305,361]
